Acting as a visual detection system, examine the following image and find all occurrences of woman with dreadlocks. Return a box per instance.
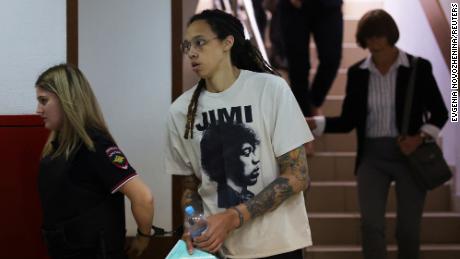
[164,9,314,258]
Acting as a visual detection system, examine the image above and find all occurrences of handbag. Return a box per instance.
[401,57,452,191]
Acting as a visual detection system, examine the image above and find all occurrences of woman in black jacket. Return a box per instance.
[307,9,447,259]
[36,64,155,259]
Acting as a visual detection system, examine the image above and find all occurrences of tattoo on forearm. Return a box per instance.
[182,189,202,208]
[277,146,309,189]
[245,177,293,218]
[183,175,199,190]
[245,146,309,219]
[181,175,202,209]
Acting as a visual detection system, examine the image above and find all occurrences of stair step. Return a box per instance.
[308,212,460,245]
[343,0,384,19]
[305,244,460,259]
[344,19,358,44]
[306,182,452,212]
[308,152,356,181]
[322,97,344,117]
[313,131,357,152]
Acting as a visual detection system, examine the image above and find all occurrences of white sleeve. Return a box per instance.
[164,112,193,176]
[268,78,314,157]
[312,116,326,136]
[420,123,441,139]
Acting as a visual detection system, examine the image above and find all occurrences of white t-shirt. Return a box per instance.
[164,70,314,258]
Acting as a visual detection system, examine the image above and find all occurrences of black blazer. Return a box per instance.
[325,53,448,172]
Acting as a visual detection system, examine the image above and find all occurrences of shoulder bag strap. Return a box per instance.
[401,56,419,135]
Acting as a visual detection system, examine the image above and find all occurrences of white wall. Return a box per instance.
[384,0,460,209]
[0,0,66,114]
[79,0,172,233]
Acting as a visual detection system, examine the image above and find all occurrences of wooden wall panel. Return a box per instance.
[0,115,49,259]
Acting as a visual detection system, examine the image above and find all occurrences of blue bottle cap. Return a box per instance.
[185,205,195,215]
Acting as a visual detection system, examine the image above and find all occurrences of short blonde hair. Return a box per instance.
[35,64,114,159]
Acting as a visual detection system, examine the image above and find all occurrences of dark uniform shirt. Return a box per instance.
[39,130,137,227]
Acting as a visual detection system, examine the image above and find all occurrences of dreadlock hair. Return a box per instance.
[183,9,278,139]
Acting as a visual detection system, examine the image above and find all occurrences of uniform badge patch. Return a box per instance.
[105,146,129,170]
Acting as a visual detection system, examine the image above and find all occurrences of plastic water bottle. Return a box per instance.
[184,205,208,238]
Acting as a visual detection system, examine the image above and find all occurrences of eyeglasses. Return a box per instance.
[180,37,218,55]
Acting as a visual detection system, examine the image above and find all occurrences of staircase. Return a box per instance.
[303,0,460,258]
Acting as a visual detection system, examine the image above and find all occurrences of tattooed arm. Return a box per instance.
[240,145,310,219]
[181,174,202,210]
[194,145,310,253]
